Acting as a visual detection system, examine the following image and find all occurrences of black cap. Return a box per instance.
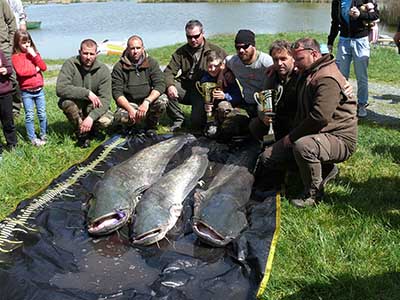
[235,29,256,46]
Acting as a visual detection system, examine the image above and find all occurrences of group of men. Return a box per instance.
[54,13,367,208]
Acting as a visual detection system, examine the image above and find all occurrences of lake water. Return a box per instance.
[25,1,394,59]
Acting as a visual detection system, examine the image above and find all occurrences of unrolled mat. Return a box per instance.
[0,134,280,300]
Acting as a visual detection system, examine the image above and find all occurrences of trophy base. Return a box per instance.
[262,134,275,147]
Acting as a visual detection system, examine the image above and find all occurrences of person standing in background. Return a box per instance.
[0,48,18,160]
[0,0,21,117]
[7,0,26,31]
[327,0,379,118]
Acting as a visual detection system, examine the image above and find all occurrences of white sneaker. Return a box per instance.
[357,104,368,118]
[32,138,46,147]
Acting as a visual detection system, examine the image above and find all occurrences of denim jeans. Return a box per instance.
[21,89,47,141]
[336,36,370,106]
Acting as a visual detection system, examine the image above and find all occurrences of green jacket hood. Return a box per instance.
[119,50,150,71]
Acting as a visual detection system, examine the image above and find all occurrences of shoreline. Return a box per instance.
[22,0,332,4]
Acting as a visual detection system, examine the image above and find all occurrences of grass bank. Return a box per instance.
[1,32,400,299]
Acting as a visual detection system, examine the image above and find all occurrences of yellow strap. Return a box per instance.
[256,192,281,299]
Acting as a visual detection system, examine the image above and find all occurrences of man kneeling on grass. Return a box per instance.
[111,35,167,136]
[258,38,357,208]
[56,39,114,148]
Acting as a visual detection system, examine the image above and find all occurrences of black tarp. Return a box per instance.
[0,134,280,300]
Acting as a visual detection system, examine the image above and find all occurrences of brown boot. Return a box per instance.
[290,190,320,208]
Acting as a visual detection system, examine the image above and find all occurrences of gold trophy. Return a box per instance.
[253,86,283,145]
[195,81,218,122]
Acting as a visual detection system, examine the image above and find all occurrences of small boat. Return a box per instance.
[98,39,125,56]
[27,21,41,30]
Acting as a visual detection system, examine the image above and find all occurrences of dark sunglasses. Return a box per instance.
[186,32,202,40]
[235,43,251,51]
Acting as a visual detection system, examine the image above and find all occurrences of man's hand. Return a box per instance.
[212,88,225,100]
[343,81,354,99]
[350,6,360,19]
[0,67,7,75]
[88,91,102,108]
[261,115,273,126]
[127,106,137,123]
[204,104,213,114]
[80,116,94,133]
[167,86,179,99]
[282,134,293,148]
[137,100,150,121]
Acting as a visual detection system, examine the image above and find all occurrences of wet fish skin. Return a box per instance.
[87,134,196,236]
[192,147,258,247]
[132,146,209,246]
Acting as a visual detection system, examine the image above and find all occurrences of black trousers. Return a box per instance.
[0,92,17,151]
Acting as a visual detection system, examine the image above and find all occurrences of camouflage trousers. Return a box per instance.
[114,94,168,129]
[58,99,114,136]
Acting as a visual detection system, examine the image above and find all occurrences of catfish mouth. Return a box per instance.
[132,228,165,246]
[88,211,128,235]
[193,221,228,247]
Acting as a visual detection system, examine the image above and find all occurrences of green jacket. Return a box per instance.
[56,56,112,121]
[111,51,165,104]
[289,54,358,153]
[0,0,16,55]
[164,39,227,88]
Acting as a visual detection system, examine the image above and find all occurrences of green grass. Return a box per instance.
[1,32,400,299]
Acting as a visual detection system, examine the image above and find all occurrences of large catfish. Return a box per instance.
[87,134,196,236]
[132,146,209,246]
[192,147,258,247]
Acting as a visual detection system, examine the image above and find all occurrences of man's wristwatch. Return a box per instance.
[144,98,152,104]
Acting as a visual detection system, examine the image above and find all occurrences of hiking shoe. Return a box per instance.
[32,138,46,147]
[170,121,183,132]
[145,129,157,138]
[290,195,318,208]
[40,134,48,142]
[357,104,368,118]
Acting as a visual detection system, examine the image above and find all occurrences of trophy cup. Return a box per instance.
[253,86,283,145]
[195,81,220,136]
[195,81,218,121]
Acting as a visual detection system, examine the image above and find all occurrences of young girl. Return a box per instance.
[0,49,18,157]
[12,30,47,146]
